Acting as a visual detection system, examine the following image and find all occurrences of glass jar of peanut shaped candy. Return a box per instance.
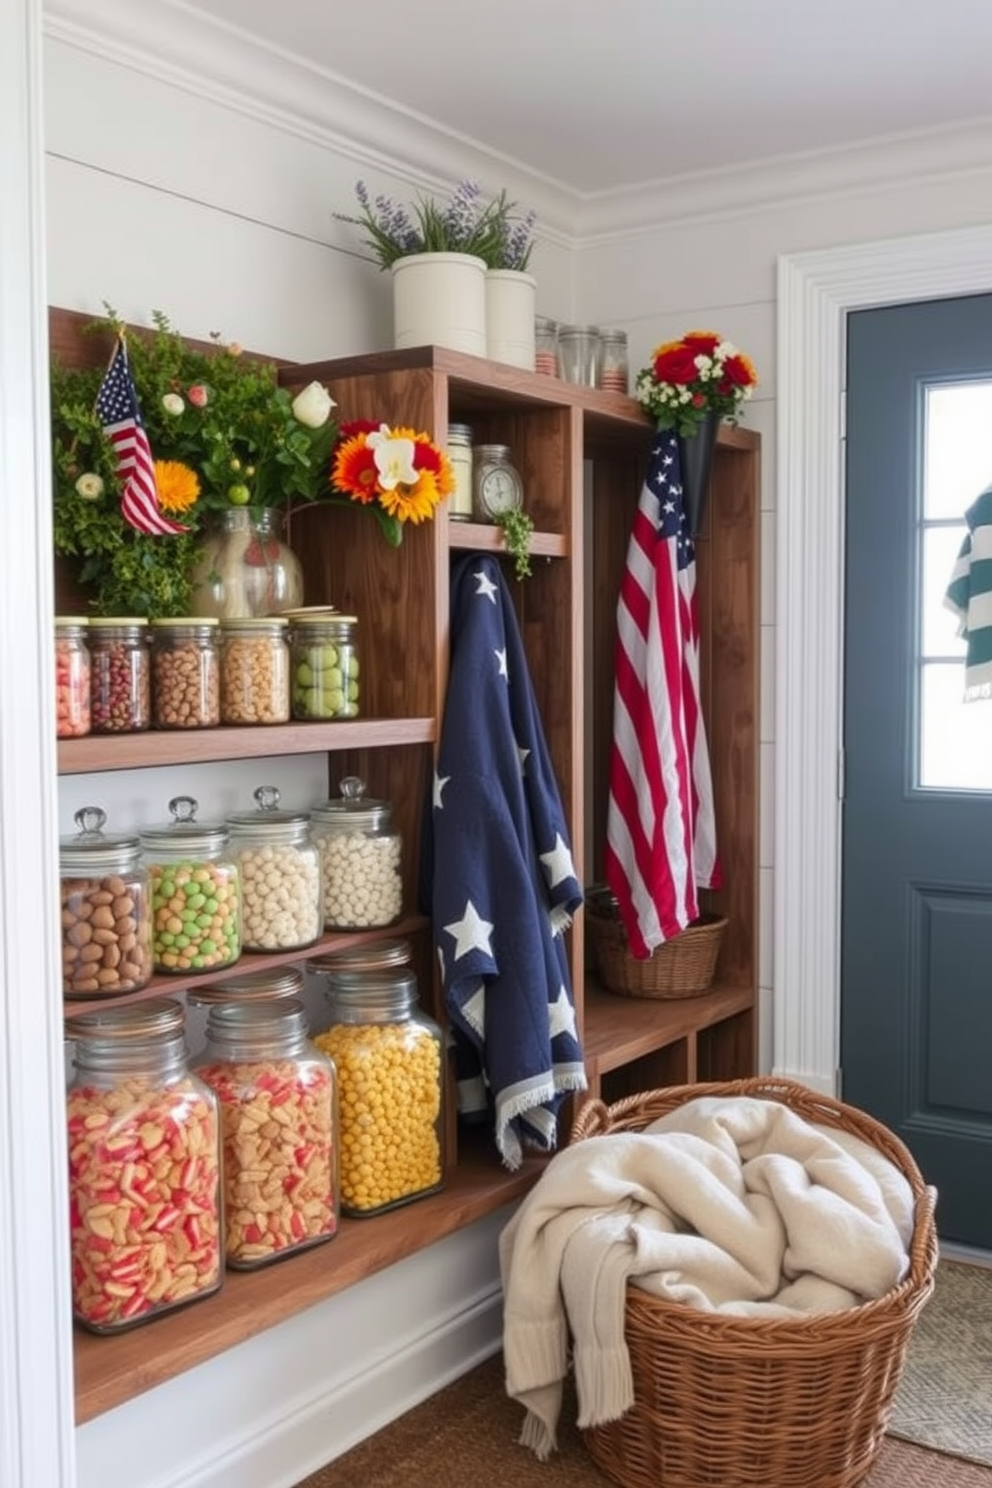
[311,964,443,1216]
[139,796,241,974]
[225,785,322,952]
[218,617,290,726]
[59,806,153,998]
[65,998,223,1332]
[194,996,338,1269]
[149,617,221,729]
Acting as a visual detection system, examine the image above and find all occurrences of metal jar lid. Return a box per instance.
[138,795,230,856]
[308,938,412,977]
[226,784,311,842]
[60,806,142,874]
[189,966,305,1006]
[65,997,185,1044]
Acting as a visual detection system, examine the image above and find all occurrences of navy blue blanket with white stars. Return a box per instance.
[426,554,587,1170]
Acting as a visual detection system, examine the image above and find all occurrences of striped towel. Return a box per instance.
[945,486,992,701]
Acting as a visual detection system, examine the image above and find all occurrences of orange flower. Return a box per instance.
[154,459,200,513]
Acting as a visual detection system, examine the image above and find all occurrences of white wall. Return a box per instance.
[7,4,992,1485]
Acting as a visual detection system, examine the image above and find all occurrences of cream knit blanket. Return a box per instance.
[499,1095,916,1459]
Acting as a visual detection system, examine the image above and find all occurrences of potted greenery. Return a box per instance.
[337,180,537,362]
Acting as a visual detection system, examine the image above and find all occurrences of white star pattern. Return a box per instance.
[443,900,495,960]
[459,979,487,1038]
[473,568,499,604]
[517,744,530,774]
[495,647,509,679]
[548,985,578,1042]
[540,833,576,889]
[433,772,450,809]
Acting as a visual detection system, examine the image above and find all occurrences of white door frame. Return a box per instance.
[775,222,992,1095]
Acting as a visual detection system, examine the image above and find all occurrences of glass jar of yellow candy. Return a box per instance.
[310,952,443,1216]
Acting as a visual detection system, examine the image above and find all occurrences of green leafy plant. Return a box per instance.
[494,507,535,582]
[51,307,340,616]
[337,179,536,271]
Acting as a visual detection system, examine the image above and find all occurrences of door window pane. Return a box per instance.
[918,380,992,791]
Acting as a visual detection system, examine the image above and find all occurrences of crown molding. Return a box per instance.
[44,0,992,249]
[577,115,992,240]
[42,0,580,243]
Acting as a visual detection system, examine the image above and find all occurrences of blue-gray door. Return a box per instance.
[842,293,992,1251]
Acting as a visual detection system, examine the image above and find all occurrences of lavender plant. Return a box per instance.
[337,180,536,271]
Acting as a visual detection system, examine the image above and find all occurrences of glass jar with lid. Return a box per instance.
[149,618,221,729]
[138,795,241,974]
[59,806,153,998]
[310,958,443,1216]
[218,616,290,725]
[534,316,560,377]
[225,785,322,951]
[88,617,151,733]
[445,423,474,521]
[65,997,224,1332]
[471,443,524,523]
[55,616,91,739]
[193,996,338,1269]
[598,329,629,394]
[310,775,403,930]
[557,324,602,387]
[288,612,360,720]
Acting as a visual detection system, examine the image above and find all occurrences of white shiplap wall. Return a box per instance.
[4,3,992,1483]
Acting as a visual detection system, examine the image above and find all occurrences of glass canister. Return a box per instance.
[311,963,443,1217]
[218,616,290,726]
[88,617,151,734]
[310,775,403,930]
[65,997,224,1333]
[187,506,305,619]
[149,617,221,730]
[557,323,602,387]
[225,785,322,951]
[446,423,474,521]
[289,613,360,721]
[55,616,91,739]
[535,315,560,377]
[598,329,629,394]
[193,996,338,1269]
[59,806,153,998]
[138,795,241,973]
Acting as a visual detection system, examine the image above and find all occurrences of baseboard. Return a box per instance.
[76,1207,511,1488]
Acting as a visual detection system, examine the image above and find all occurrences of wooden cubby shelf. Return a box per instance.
[55,314,760,1423]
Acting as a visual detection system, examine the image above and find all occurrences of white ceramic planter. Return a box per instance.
[485,269,537,370]
[391,252,487,357]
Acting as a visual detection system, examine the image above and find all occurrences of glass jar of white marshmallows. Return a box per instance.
[309,776,403,931]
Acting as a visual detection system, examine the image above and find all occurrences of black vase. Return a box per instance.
[677,409,721,536]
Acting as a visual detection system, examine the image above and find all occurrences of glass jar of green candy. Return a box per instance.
[138,795,242,974]
[288,613,360,721]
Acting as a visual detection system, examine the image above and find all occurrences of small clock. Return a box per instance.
[472,443,524,522]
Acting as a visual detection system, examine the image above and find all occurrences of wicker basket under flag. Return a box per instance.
[585,887,726,999]
[568,1078,938,1488]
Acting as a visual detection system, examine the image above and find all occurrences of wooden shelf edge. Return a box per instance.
[581,979,755,1078]
[73,1147,547,1425]
[57,717,435,774]
[447,523,566,558]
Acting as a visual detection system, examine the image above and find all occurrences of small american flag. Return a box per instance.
[95,335,188,536]
[604,430,720,957]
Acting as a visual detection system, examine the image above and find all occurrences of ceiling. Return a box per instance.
[175,0,992,196]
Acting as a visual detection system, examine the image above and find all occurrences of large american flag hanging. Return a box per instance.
[95,335,189,536]
[604,429,720,957]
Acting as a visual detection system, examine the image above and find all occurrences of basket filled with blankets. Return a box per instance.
[499,1076,938,1488]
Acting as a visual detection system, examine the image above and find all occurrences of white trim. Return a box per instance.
[0,2,78,1487]
[775,221,992,1095]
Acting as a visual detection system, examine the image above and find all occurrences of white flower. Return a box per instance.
[162,392,185,416]
[291,380,335,429]
[74,472,104,500]
[368,426,417,490]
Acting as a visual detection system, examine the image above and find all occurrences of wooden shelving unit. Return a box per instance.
[53,317,761,1423]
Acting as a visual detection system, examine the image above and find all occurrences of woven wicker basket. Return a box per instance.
[586,893,726,999]
[568,1077,938,1488]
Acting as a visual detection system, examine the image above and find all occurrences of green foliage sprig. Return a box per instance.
[51,307,339,617]
[494,507,535,582]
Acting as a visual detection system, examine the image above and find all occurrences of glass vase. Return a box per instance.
[187,507,304,620]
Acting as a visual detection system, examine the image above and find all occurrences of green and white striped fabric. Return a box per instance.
[945,485,992,701]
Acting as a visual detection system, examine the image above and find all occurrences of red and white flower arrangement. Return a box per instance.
[634,330,758,438]
[330,420,455,545]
